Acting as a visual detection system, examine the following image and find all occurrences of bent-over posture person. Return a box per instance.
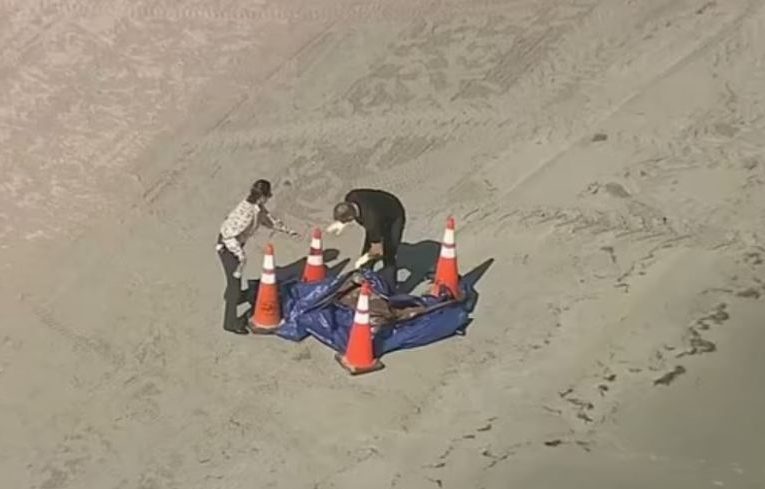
[327,188,406,291]
[216,179,299,334]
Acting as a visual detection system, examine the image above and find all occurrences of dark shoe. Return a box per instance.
[224,313,253,335]
[224,325,249,335]
[224,316,250,335]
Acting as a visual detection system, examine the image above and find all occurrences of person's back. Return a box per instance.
[344,188,405,226]
[330,188,406,290]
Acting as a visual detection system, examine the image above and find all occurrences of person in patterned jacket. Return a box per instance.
[215,179,299,334]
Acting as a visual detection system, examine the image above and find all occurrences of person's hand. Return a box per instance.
[354,253,371,270]
[284,228,301,238]
[326,221,346,236]
[269,216,301,238]
[369,242,384,257]
[275,223,300,238]
[233,256,246,278]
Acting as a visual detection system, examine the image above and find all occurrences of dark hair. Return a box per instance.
[247,179,272,203]
[333,202,357,223]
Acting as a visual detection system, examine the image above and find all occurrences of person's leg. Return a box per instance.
[357,234,376,271]
[380,216,405,290]
[239,279,255,305]
[361,234,371,255]
[218,249,248,334]
[389,215,405,258]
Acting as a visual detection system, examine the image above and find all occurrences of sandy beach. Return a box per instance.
[1,1,764,487]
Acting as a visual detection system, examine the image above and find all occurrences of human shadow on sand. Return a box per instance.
[395,240,442,294]
[394,241,493,337]
[395,240,494,300]
[459,256,494,312]
[443,256,495,336]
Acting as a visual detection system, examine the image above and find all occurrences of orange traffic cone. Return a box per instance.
[431,216,462,299]
[335,281,384,375]
[249,243,283,334]
[301,228,327,283]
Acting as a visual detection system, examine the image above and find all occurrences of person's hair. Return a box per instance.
[247,179,272,204]
[333,202,357,223]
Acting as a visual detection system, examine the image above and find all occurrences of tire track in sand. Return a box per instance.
[197,0,755,224]
[446,0,764,234]
[482,0,764,202]
[183,1,602,220]
[7,0,535,25]
[188,1,600,152]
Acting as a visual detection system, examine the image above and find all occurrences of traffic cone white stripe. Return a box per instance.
[440,224,456,258]
[441,226,457,259]
[261,270,276,285]
[301,228,327,283]
[357,291,369,310]
[354,310,370,324]
[354,290,370,324]
[261,253,276,284]
[431,217,461,298]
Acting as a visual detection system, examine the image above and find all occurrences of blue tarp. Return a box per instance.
[249,268,477,358]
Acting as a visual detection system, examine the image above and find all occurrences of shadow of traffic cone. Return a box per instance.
[335,281,384,375]
[249,243,283,334]
[431,216,462,300]
[302,228,327,283]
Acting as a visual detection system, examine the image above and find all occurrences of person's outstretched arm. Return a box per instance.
[260,207,300,237]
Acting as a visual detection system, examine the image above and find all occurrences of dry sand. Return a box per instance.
[2,0,765,487]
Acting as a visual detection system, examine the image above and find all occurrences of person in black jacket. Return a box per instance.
[327,188,406,290]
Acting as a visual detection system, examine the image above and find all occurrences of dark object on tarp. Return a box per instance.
[249,268,476,357]
[331,272,435,329]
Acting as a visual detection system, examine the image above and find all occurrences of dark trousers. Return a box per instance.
[362,215,405,291]
[217,245,246,331]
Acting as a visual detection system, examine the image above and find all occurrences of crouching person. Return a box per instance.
[327,188,406,291]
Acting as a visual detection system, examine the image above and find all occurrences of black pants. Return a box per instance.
[217,245,246,331]
[362,215,405,291]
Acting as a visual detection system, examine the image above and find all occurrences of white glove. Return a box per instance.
[354,253,371,270]
[233,256,246,278]
[326,221,347,236]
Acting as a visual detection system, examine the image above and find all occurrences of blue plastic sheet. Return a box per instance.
[250,268,477,358]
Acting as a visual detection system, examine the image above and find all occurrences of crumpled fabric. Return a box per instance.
[262,268,477,358]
